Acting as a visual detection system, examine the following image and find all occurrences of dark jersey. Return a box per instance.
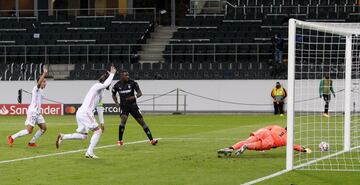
[112,79,140,105]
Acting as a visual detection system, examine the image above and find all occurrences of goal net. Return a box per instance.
[287,19,360,171]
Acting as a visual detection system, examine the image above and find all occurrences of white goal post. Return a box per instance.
[287,19,360,171]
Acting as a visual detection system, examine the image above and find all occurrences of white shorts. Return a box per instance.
[25,113,45,127]
[76,111,98,134]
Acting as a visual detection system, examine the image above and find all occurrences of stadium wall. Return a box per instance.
[0,80,353,113]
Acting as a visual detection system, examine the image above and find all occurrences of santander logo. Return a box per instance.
[0,104,62,116]
[0,106,9,115]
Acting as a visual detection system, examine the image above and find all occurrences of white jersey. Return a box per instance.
[27,85,44,114]
[94,89,104,109]
[78,73,114,113]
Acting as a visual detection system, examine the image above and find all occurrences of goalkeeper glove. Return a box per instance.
[320,95,322,98]
[333,94,336,98]
[304,148,312,154]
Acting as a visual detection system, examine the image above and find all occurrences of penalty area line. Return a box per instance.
[0,138,162,164]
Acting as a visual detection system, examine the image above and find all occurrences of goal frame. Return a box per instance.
[286,19,353,170]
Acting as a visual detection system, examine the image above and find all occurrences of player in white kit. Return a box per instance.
[8,67,48,147]
[95,88,105,132]
[55,66,116,158]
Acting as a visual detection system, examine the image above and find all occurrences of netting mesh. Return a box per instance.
[292,21,360,171]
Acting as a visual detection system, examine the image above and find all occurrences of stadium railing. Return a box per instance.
[0,42,277,64]
[0,8,157,22]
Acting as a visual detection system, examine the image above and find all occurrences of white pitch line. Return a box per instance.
[241,145,360,185]
[241,169,289,185]
[0,138,162,164]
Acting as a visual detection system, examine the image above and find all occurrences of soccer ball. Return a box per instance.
[319,141,329,151]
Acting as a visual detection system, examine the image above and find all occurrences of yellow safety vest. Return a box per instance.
[272,87,285,97]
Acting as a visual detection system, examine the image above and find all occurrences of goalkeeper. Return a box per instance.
[217,125,312,157]
[319,74,335,117]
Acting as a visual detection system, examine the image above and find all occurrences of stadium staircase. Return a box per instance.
[138,26,177,63]
[48,64,74,80]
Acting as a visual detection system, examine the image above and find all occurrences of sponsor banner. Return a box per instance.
[64,104,121,115]
[0,104,63,116]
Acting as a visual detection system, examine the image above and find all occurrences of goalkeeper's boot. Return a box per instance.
[117,140,124,146]
[28,142,38,147]
[56,134,63,149]
[150,139,158,146]
[323,113,330,118]
[7,136,14,147]
[85,152,99,159]
[235,144,248,156]
[217,148,234,158]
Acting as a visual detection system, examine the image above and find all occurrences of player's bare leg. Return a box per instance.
[135,117,158,145]
[8,125,34,147]
[118,114,128,145]
[85,127,102,158]
[56,132,88,149]
[28,123,47,147]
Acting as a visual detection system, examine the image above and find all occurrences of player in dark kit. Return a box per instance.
[112,70,158,146]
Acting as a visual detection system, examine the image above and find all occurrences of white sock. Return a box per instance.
[86,129,102,155]
[12,129,29,139]
[29,129,45,143]
[62,133,87,140]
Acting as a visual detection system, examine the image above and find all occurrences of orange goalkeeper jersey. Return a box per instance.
[252,125,303,152]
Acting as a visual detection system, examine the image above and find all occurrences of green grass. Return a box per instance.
[0,114,358,185]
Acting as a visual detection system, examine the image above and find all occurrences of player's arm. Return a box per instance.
[319,80,323,98]
[37,67,48,88]
[111,88,120,106]
[97,105,105,132]
[330,80,335,97]
[97,92,105,126]
[271,89,277,102]
[294,144,312,153]
[134,82,142,98]
[96,66,116,90]
[271,89,275,99]
[283,88,287,99]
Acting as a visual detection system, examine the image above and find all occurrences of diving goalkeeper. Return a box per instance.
[217,125,312,157]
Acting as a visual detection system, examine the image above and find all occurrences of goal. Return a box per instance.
[287,19,360,171]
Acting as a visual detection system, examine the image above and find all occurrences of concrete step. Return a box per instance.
[139,60,163,64]
[138,51,163,57]
[146,41,169,45]
[140,55,163,60]
[153,30,175,33]
[48,64,74,80]
[136,26,175,63]
[150,35,173,39]
[138,53,163,58]
[143,44,165,49]
[49,64,75,71]
[147,38,171,43]
[157,26,177,31]
[144,47,165,52]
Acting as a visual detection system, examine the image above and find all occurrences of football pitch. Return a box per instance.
[0,114,358,185]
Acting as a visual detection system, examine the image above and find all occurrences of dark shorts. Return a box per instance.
[323,94,331,102]
[120,103,143,118]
